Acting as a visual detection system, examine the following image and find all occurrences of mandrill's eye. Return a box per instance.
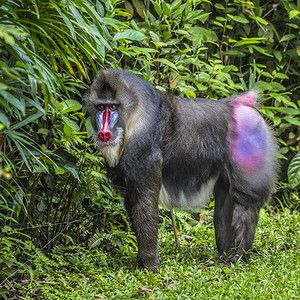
[96,104,106,111]
[110,104,118,111]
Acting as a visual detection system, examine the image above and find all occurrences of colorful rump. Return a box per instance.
[230,92,267,176]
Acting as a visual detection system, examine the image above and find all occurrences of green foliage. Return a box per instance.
[288,154,300,189]
[0,0,299,296]
[0,0,129,289]
[5,208,300,299]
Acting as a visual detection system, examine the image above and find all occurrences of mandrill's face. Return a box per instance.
[94,101,120,146]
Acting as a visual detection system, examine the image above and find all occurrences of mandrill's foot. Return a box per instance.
[219,249,250,264]
[139,258,160,273]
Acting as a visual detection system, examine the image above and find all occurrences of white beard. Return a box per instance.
[93,127,124,167]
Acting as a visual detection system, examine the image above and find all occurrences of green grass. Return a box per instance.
[10,209,300,299]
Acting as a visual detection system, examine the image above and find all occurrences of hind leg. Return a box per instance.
[214,174,262,262]
[213,175,234,258]
[227,203,260,262]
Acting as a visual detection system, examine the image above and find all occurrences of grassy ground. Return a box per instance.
[7,208,300,299]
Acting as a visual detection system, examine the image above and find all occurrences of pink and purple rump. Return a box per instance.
[230,92,267,175]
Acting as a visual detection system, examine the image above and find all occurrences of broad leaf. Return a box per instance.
[288,154,300,188]
[113,29,146,41]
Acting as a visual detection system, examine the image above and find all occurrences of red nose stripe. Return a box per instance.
[99,108,112,142]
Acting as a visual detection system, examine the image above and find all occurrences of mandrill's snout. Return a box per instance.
[99,130,112,142]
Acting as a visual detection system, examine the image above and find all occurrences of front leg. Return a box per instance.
[125,193,160,272]
[124,164,161,272]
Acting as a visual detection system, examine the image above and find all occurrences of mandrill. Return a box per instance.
[84,69,277,272]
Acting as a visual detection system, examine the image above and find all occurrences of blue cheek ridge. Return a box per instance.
[109,111,119,129]
[96,112,104,131]
[96,111,118,131]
